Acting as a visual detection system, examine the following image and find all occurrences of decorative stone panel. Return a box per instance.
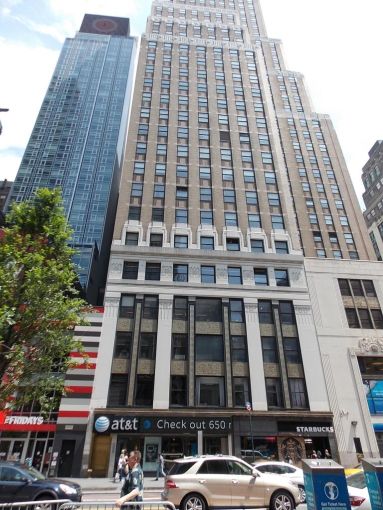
[263,363,280,377]
[170,361,187,375]
[112,359,129,373]
[137,359,155,374]
[232,362,249,377]
[195,362,225,376]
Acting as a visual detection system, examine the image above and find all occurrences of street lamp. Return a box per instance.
[245,401,255,463]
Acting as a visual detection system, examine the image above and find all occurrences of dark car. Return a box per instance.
[0,462,82,504]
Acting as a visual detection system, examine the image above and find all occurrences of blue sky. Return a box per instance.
[1,0,383,204]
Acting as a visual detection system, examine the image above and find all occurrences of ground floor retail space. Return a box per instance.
[89,412,337,477]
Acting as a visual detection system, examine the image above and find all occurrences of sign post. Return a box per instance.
[245,402,255,463]
[302,459,351,510]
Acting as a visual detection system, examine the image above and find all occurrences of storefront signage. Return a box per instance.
[278,421,334,435]
[93,415,232,434]
[0,411,56,432]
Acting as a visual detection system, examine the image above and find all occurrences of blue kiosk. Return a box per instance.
[362,458,383,510]
[302,459,351,510]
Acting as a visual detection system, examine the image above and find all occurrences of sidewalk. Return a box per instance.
[68,477,166,493]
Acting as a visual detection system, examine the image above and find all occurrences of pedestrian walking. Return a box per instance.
[117,450,127,482]
[312,450,317,459]
[155,452,165,480]
[317,450,322,459]
[116,450,144,508]
[325,449,331,459]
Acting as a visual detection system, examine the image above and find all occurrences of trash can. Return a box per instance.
[302,458,351,510]
[362,458,383,510]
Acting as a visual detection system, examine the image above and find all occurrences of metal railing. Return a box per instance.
[0,500,176,510]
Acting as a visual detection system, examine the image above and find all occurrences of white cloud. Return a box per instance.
[0,40,59,180]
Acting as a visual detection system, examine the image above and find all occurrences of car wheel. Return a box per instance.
[181,493,207,510]
[34,495,57,510]
[298,485,306,503]
[270,491,295,510]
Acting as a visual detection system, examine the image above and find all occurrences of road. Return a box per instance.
[82,490,163,502]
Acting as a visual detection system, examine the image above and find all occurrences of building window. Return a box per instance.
[200,236,214,250]
[231,335,248,361]
[108,375,128,407]
[275,241,288,254]
[358,309,373,329]
[152,208,164,222]
[289,378,307,408]
[229,299,244,322]
[279,301,295,324]
[135,375,154,406]
[201,265,216,283]
[251,239,264,253]
[228,267,242,284]
[266,378,284,408]
[150,233,163,246]
[145,263,161,281]
[345,308,359,328]
[174,235,188,248]
[233,377,250,407]
[176,208,188,224]
[173,297,188,320]
[120,295,135,318]
[248,214,261,228]
[122,261,139,279]
[142,295,159,319]
[125,232,139,245]
[262,336,279,363]
[114,332,132,359]
[139,332,157,359]
[271,215,285,230]
[226,238,240,251]
[171,376,187,406]
[196,298,222,322]
[275,269,289,287]
[196,335,224,361]
[128,206,141,221]
[196,377,225,406]
[254,268,268,286]
[258,300,273,324]
[225,212,238,226]
[201,210,213,224]
[173,264,188,282]
[172,333,188,360]
[284,337,302,363]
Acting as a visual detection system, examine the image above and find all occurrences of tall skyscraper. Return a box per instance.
[362,140,383,260]
[8,15,137,304]
[77,0,381,475]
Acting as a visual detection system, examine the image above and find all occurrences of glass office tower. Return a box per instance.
[9,14,137,304]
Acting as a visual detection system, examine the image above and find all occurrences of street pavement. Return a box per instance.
[69,476,166,494]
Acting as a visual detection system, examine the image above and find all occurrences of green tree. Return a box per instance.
[0,188,89,413]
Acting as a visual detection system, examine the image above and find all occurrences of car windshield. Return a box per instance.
[347,471,366,489]
[25,466,45,480]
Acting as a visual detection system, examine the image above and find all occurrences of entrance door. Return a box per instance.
[58,440,76,477]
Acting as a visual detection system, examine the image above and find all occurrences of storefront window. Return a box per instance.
[266,378,284,408]
[195,335,224,361]
[240,435,277,461]
[196,377,225,406]
[363,379,383,414]
[135,375,154,406]
[171,376,187,406]
[233,377,250,407]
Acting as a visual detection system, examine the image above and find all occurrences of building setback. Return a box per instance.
[362,140,383,260]
[7,14,137,305]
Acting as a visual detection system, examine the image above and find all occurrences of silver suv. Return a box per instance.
[162,455,301,510]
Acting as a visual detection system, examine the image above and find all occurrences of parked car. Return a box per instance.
[0,462,82,504]
[162,455,301,510]
[347,471,370,510]
[252,461,306,502]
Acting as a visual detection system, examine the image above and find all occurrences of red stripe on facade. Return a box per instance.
[70,352,98,358]
[58,410,89,418]
[65,386,93,393]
